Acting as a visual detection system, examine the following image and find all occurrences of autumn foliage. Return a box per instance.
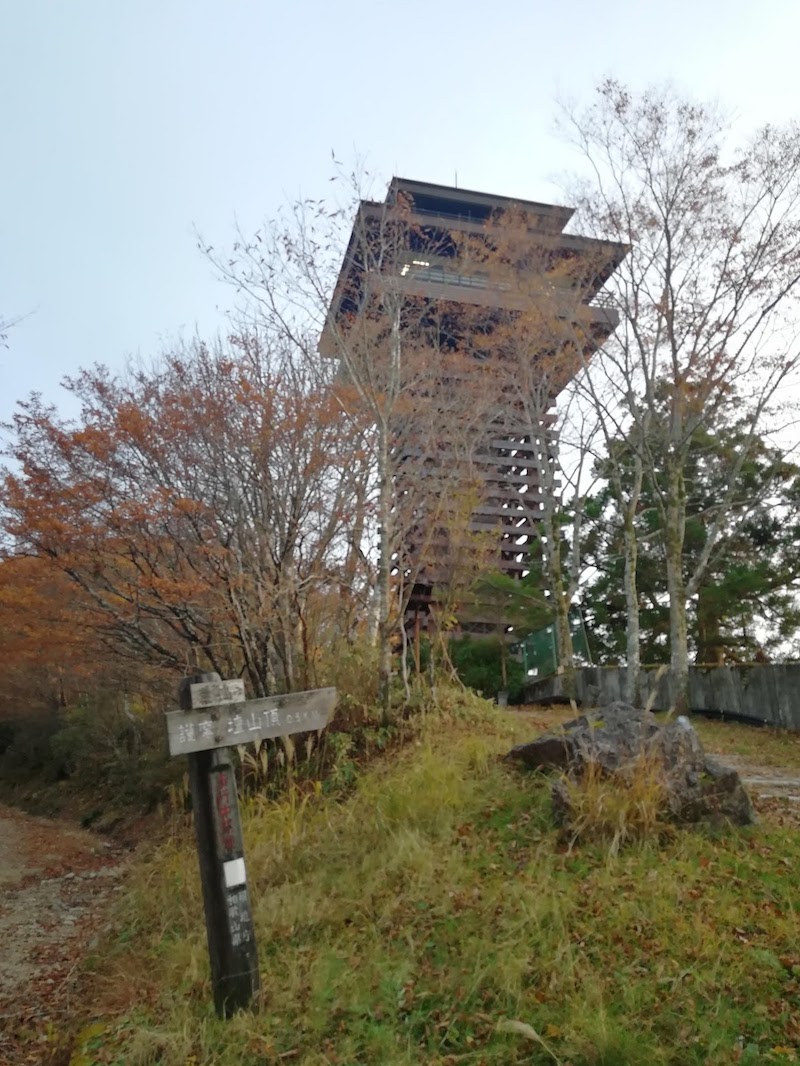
[0,555,100,718]
[1,333,371,698]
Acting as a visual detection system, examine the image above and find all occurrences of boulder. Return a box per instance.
[507,702,660,772]
[507,702,754,828]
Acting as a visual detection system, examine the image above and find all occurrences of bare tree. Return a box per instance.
[0,311,23,348]
[206,178,503,717]
[449,207,623,696]
[572,347,650,703]
[561,81,800,710]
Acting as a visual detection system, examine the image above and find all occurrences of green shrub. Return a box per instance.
[0,710,63,782]
[315,639,380,728]
[2,693,181,809]
[448,635,525,702]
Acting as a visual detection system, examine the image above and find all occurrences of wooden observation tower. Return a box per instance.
[320,178,626,635]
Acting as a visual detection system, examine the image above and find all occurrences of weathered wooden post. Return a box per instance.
[177,672,258,1017]
[168,672,337,1018]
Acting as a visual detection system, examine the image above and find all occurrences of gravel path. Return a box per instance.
[714,753,800,802]
[712,753,800,829]
[0,805,127,1064]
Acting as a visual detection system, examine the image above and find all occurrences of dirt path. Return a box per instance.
[711,753,800,829]
[713,753,800,800]
[0,805,128,1065]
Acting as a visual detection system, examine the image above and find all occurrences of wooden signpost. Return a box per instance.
[170,672,336,1018]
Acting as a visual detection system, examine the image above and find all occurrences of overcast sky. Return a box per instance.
[2,0,799,425]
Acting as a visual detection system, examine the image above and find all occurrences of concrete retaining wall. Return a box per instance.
[524,664,800,731]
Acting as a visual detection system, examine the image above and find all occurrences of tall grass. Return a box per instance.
[557,752,669,855]
[73,705,800,1065]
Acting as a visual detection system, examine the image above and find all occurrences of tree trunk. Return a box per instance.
[377,420,393,723]
[622,517,641,705]
[553,591,576,699]
[620,439,646,706]
[665,467,689,713]
[667,567,690,714]
[400,619,411,702]
[543,504,576,698]
[342,477,368,644]
[499,632,508,690]
[695,585,726,665]
[376,299,404,723]
[277,587,296,693]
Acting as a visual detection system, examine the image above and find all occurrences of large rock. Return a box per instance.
[507,702,754,828]
[508,702,660,772]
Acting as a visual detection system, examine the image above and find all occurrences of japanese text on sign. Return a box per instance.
[166,688,337,756]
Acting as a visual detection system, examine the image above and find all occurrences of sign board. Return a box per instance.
[190,677,246,709]
[166,687,337,756]
[168,672,337,1018]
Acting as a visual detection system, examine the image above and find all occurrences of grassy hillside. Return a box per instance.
[66,703,800,1065]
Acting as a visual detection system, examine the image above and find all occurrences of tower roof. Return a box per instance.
[388,177,576,235]
[320,176,628,356]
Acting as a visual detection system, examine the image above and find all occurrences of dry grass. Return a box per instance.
[65,700,800,1066]
[557,752,669,855]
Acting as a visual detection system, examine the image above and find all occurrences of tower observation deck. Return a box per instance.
[320,178,626,633]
